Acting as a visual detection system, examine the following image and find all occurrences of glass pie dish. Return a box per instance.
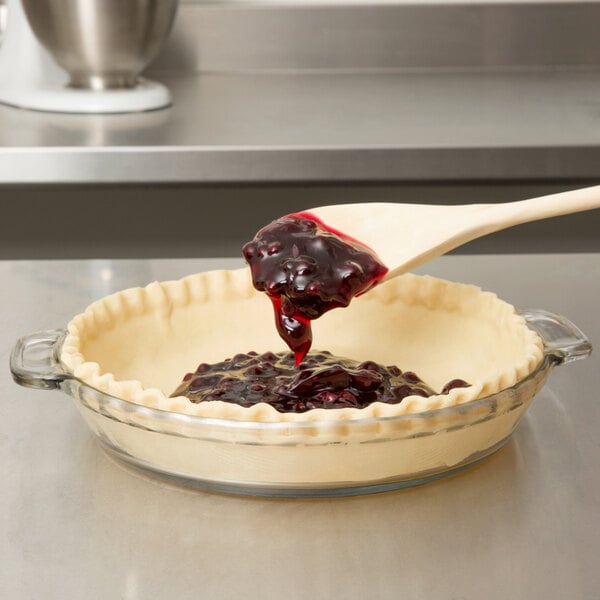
[11,304,591,497]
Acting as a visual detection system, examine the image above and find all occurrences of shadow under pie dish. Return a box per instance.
[11,269,592,497]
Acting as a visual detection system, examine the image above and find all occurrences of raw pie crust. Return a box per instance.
[60,268,544,424]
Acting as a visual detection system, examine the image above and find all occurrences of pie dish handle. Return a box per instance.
[519,309,592,365]
[10,329,71,391]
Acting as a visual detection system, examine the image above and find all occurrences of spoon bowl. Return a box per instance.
[306,185,600,280]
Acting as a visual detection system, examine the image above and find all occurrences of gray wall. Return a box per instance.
[2,181,598,259]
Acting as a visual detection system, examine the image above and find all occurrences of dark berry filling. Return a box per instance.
[243,214,388,364]
[171,351,470,414]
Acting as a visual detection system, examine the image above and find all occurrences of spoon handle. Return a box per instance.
[389,185,600,276]
[476,185,600,232]
[309,185,600,279]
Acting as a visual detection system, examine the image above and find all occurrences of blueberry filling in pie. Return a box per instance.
[171,350,469,413]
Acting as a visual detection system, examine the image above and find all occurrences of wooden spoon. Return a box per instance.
[305,185,600,280]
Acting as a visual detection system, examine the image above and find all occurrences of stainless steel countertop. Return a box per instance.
[2,254,599,598]
[1,69,600,183]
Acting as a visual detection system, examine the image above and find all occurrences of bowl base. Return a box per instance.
[0,78,171,114]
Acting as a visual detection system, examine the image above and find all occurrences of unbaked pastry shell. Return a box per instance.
[60,268,544,423]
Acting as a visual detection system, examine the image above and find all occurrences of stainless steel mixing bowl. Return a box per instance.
[22,0,178,90]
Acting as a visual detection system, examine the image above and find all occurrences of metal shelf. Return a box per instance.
[1,69,600,184]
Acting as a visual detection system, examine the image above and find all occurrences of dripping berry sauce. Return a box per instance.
[171,213,471,413]
[242,213,388,365]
